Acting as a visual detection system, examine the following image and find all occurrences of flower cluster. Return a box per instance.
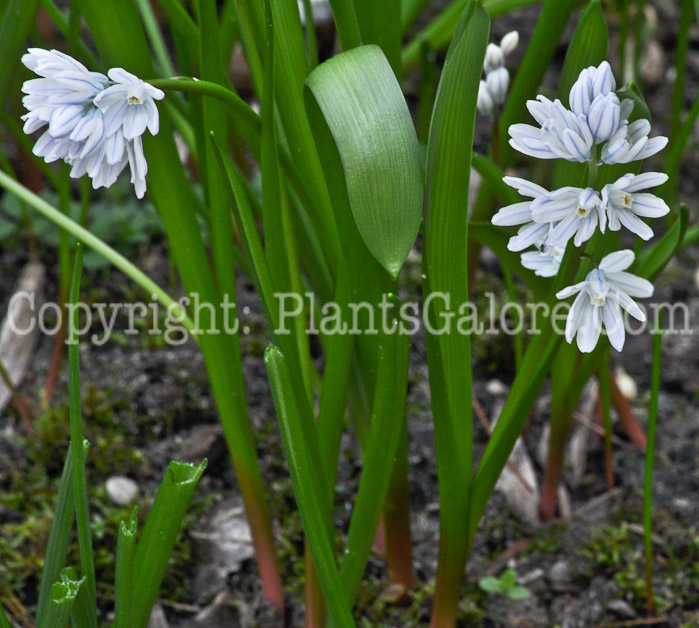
[21,48,164,199]
[477,31,518,116]
[492,61,668,353]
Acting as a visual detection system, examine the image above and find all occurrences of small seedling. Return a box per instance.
[478,569,531,600]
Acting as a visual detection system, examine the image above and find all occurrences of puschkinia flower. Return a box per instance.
[601,172,669,240]
[21,48,163,199]
[477,31,518,115]
[521,241,565,277]
[493,177,605,250]
[556,250,653,352]
[601,118,668,164]
[508,60,666,165]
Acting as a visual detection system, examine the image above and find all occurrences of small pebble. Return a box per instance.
[614,367,638,400]
[607,599,636,618]
[549,560,572,586]
[486,379,508,396]
[106,476,139,506]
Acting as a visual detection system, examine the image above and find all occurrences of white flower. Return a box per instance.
[93,68,164,140]
[492,177,550,251]
[556,250,653,353]
[21,49,164,199]
[601,172,670,240]
[569,61,616,117]
[493,177,604,249]
[509,96,593,162]
[601,118,668,164]
[533,187,604,247]
[521,240,565,277]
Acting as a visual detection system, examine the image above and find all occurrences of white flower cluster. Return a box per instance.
[477,31,518,116]
[21,48,164,199]
[492,61,668,352]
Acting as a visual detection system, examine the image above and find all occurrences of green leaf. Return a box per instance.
[305,45,423,278]
[558,0,608,106]
[352,0,402,76]
[507,586,532,600]
[115,508,138,628]
[478,577,504,593]
[501,569,517,588]
[499,0,578,160]
[0,0,41,104]
[339,300,410,604]
[38,568,84,628]
[422,2,488,623]
[636,204,689,281]
[264,345,356,628]
[131,461,206,628]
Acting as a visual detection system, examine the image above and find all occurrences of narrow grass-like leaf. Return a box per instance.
[339,300,410,603]
[115,508,138,628]
[636,205,689,281]
[326,0,362,51]
[76,4,283,608]
[131,461,206,628]
[264,345,356,628]
[36,441,88,622]
[352,0,402,76]
[38,569,84,628]
[305,45,423,278]
[66,245,97,628]
[401,0,539,71]
[422,3,488,625]
[0,0,41,104]
[643,311,663,614]
[499,0,578,158]
[0,604,9,628]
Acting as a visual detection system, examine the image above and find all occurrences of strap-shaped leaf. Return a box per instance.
[305,45,423,279]
[636,204,689,281]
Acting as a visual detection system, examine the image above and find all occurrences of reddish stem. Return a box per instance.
[304,544,326,627]
[608,372,647,450]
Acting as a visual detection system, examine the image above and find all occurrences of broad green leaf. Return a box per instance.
[305,45,423,278]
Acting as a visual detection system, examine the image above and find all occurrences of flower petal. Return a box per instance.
[602,300,625,351]
[599,249,634,273]
[492,202,533,226]
[608,272,654,298]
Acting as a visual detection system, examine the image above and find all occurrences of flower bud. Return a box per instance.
[483,43,504,74]
[587,93,621,143]
[477,80,494,116]
[500,31,519,56]
[486,66,509,105]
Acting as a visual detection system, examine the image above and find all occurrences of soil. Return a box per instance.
[1,1,699,627]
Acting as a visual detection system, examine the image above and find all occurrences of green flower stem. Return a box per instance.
[0,170,195,334]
